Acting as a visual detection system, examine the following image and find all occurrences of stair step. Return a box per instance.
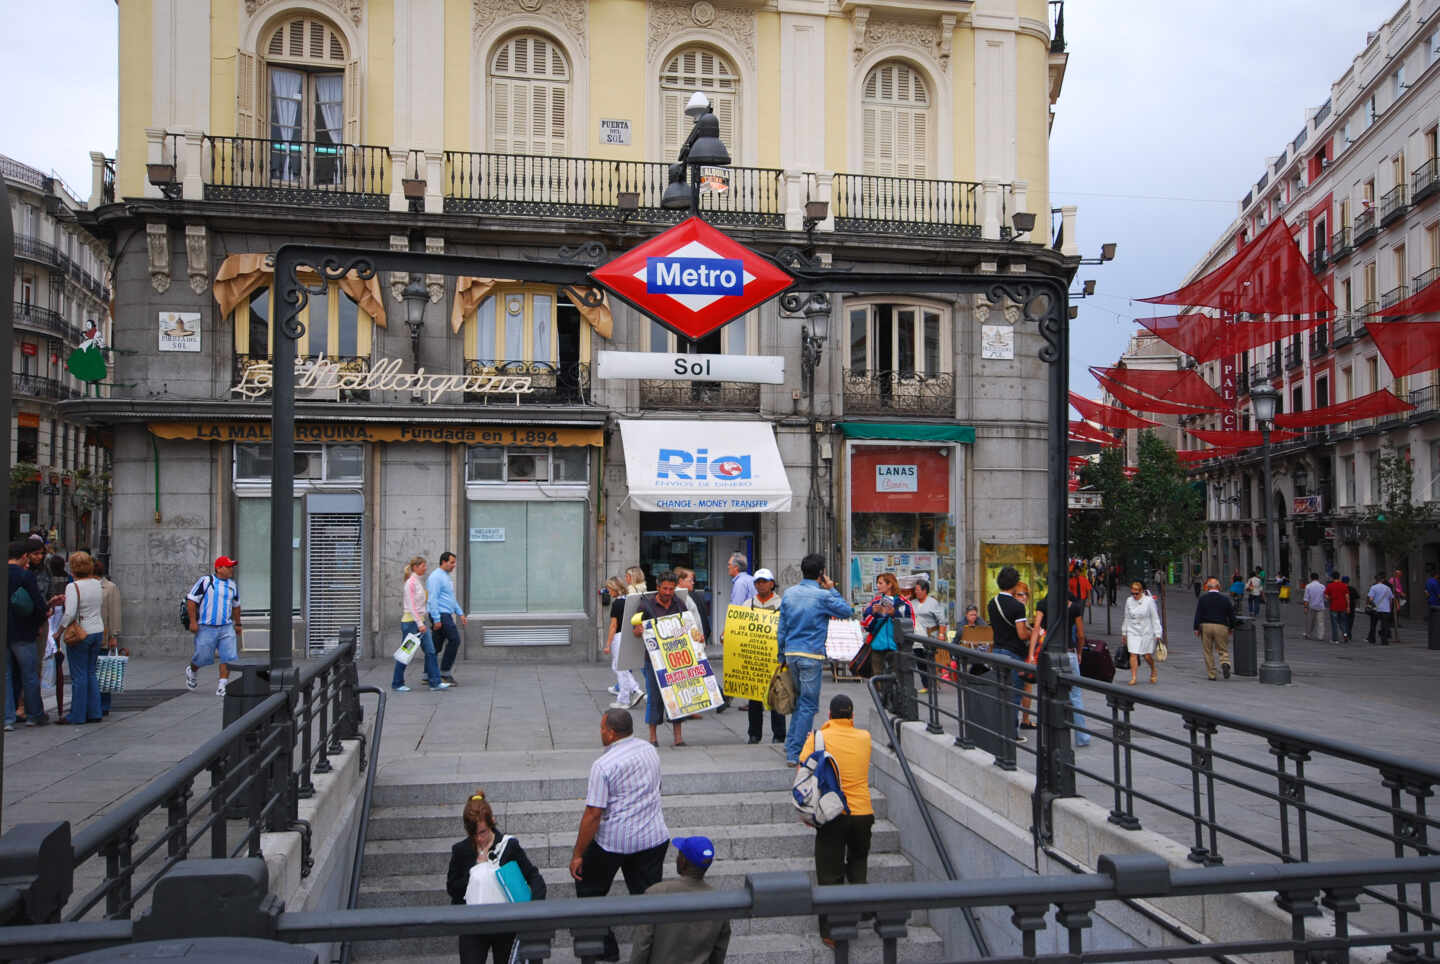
[373,767,796,808]
[358,853,917,908]
[362,820,902,877]
[352,923,945,963]
[367,791,889,841]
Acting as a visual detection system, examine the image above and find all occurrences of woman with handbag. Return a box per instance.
[446,789,546,963]
[1121,580,1163,685]
[861,573,914,708]
[58,552,104,725]
[392,556,448,693]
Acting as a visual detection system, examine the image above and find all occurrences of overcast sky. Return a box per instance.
[1053,0,1393,398]
[0,0,1397,398]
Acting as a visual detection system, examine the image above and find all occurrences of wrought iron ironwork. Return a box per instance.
[1414,157,1440,205]
[1380,183,1409,226]
[464,359,591,405]
[1283,343,1302,370]
[1331,226,1352,260]
[1354,207,1378,245]
[1381,284,1411,312]
[13,302,81,343]
[842,370,955,416]
[203,135,389,210]
[12,373,78,402]
[638,378,759,411]
[831,173,983,238]
[1308,324,1329,358]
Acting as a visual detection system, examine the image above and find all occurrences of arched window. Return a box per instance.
[660,46,739,161]
[861,61,930,178]
[232,283,372,362]
[489,33,570,155]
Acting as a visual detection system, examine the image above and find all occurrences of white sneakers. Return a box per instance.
[184,665,197,690]
[216,680,228,697]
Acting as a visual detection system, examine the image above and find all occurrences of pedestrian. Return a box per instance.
[446,788,546,963]
[629,836,730,964]
[391,556,449,693]
[778,553,855,767]
[6,540,49,731]
[1121,579,1163,685]
[570,708,670,963]
[910,577,947,692]
[959,604,986,629]
[1153,567,1165,595]
[1278,574,1292,604]
[1301,572,1328,642]
[1324,571,1350,644]
[861,573,913,708]
[1013,582,1037,730]
[631,571,693,746]
[1344,576,1360,640]
[1228,574,1245,606]
[743,568,785,746]
[95,560,122,716]
[1245,569,1263,617]
[986,566,1032,733]
[1193,578,1235,681]
[1388,568,1408,633]
[799,694,873,950]
[426,551,467,687]
[185,556,242,697]
[60,551,105,725]
[44,552,69,721]
[1427,565,1440,609]
[1036,588,1090,745]
[1367,574,1395,646]
[604,576,643,709]
[677,567,727,714]
[726,553,755,608]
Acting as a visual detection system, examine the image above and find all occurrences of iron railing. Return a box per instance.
[1265,354,1281,379]
[100,157,115,205]
[1380,183,1409,225]
[201,135,390,209]
[1354,207,1377,244]
[62,639,363,921]
[1414,265,1440,298]
[465,359,591,405]
[1236,366,1250,395]
[637,378,759,410]
[1381,285,1411,312]
[1331,226,1352,260]
[14,234,63,271]
[443,151,786,229]
[1283,342,1302,370]
[1309,246,1327,272]
[842,369,955,416]
[831,174,984,238]
[1309,324,1329,357]
[1409,385,1439,417]
[13,302,81,343]
[12,374,77,402]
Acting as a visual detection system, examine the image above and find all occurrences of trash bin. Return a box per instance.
[1231,617,1257,677]
[960,669,1011,758]
[221,662,274,818]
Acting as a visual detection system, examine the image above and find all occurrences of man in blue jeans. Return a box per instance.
[427,552,467,686]
[777,553,855,766]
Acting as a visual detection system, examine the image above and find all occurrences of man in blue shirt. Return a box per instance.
[777,553,855,766]
[1425,566,1440,609]
[427,551,467,686]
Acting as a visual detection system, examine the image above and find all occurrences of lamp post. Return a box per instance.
[661,92,732,219]
[1250,385,1292,684]
[401,276,428,369]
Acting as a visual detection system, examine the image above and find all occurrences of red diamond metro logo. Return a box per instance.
[589,217,794,342]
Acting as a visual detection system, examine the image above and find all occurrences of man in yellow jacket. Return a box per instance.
[798,693,873,947]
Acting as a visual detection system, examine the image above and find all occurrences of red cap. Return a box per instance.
[214,555,239,569]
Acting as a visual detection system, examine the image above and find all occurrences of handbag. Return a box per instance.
[392,632,422,665]
[97,650,128,693]
[847,640,874,678]
[494,838,532,903]
[62,585,87,646]
[1156,639,1168,662]
[767,663,796,715]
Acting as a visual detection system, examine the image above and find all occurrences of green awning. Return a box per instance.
[835,423,976,444]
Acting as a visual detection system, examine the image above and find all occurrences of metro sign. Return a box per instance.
[589,216,793,341]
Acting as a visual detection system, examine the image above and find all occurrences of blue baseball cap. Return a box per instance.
[672,836,715,868]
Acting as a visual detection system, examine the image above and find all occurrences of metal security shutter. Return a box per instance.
[484,625,571,647]
[306,512,364,656]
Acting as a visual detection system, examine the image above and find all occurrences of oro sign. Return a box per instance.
[590,216,793,341]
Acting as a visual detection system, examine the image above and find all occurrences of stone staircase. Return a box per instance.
[352,760,945,963]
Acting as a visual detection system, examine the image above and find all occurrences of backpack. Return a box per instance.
[9,584,34,617]
[180,575,212,628]
[792,730,849,827]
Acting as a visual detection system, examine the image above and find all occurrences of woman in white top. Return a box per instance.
[59,551,105,724]
[1120,579,1164,685]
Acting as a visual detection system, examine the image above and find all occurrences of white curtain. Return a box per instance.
[270,69,303,181]
[315,74,344,185]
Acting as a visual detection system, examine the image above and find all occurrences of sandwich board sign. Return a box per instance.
[589,216,793,342]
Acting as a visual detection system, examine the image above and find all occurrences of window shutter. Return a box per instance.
[547,83,568,156]
[662,89,685,161]
[237,51,258,137]
[492,79,512,153]
[861,105,877,174]
[344,58,360,144]
[712,91,737,160]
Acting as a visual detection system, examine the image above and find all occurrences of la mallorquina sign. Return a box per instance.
[231,356,535,402]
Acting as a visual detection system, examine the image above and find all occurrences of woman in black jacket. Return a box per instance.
[445,789,546,963]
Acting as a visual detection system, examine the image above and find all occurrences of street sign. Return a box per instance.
[594,350,784,384]
[590,216,793,342]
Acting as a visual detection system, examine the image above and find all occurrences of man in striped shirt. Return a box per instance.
[570,707,669,962]
[185,556,242,696]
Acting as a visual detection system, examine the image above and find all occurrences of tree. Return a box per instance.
[1070,447,1138,572]
[1372,449,1434,571]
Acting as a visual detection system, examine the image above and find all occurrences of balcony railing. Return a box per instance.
[1309,247,1327,272]
[1413,265,1440,298]
[1265,355,1281,379]
[12,373,78,402]
[1236,367,1250,395]
[1380,285,1410,312]
[464,359,591,405]
[1353,207,1377,245]
[1309,325,1329,358]
[1380,184,1409,226]
[100,157,115,205]
[831,174,985,238]
[1283,343,1302,370]
[1249,362,1264,386]
[14,234,63,270]
[1408,385,1439,418]
[443,152,785,229]
[13,302,81,343]
[202,135,390,210]
[842,369,955,417]
[1330,226,1351,260]
[638,378,759,411]
[1414,158,1440,205]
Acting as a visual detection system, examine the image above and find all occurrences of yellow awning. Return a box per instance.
[450,277,613,339]
[213,253,388,328]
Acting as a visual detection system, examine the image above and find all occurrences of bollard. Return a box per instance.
[1231,617,1258,677]
[131,858,282,943]
[0,822,72,924]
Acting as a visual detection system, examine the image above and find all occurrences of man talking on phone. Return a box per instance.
[777,553,855,766]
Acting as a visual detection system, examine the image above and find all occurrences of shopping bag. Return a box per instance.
[1156,639,1168,662]
[393,633,422,665]
[96,652,128,693]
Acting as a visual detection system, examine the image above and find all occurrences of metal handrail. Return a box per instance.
[337,685,386,964]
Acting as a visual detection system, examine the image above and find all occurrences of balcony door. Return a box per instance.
[861,61,930,179]
[660,46,740,162]
[269,67,344,184]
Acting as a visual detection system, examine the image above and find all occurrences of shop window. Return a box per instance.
[232,283,372,360]
[16,427,37,464]
[235,443,364,482]
[234,496,302,615]
[465,445,588,484]
[466,500,585,613]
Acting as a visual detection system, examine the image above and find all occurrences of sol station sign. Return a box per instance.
[589,216,793,341]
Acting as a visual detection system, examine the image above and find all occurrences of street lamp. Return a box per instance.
[1250,385,1292,685]
[401,276,428,369]
[660,92,732,218]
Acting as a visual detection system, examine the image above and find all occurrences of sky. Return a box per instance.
[0,0,1397,396]
[1051,0,1393,398]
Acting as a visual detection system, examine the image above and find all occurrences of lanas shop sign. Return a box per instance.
[231,356,534,402]
[875,464,918,493]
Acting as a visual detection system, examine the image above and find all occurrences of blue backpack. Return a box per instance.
[792,730,849,827]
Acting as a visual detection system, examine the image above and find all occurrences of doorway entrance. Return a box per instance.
[639,512,759,634]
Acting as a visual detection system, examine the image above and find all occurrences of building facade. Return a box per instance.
[80,0,1078,661]
[1175,0,1440,595]
[5,154,113,549]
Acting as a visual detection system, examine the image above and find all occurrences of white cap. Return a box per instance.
[754,568,775,582]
